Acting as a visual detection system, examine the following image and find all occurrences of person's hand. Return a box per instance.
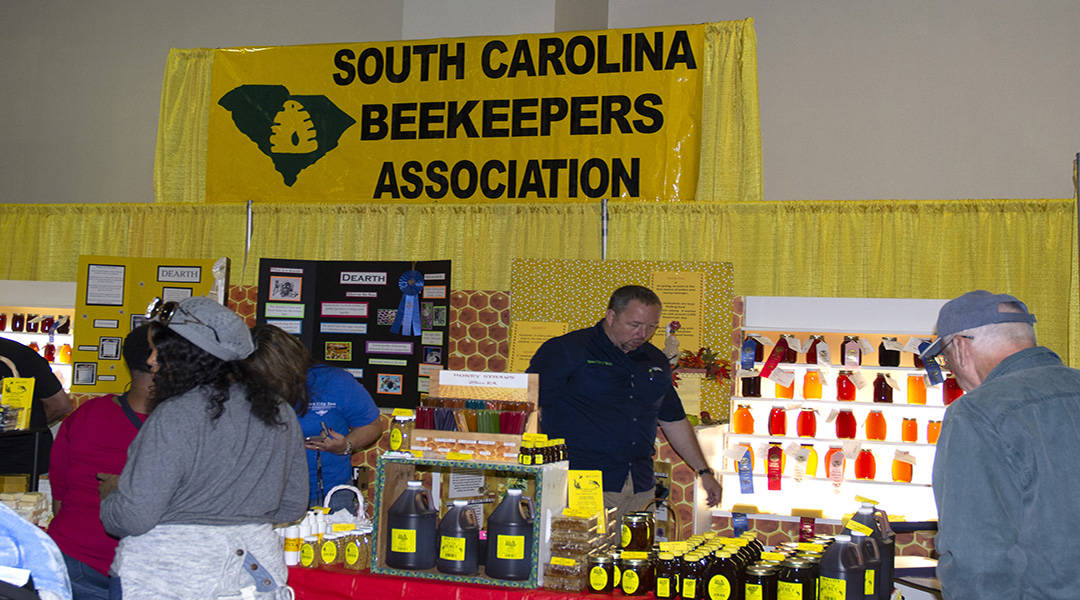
[701,472,722,507]
[96,473,119,500]
[304,429,350,455]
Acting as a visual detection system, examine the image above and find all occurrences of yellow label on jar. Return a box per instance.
[589,565,609,591]
[778,580,803,599]
[683,578,696,598]
[345,542,360,565]
[844,519,873,536]
[614,563,621,587]
[439,536,466,561]
[551,557,576,566]
[621,523,632,547]
[389,428,403,450]
[865,570,875,595]
[796,542,825,552]
[283,538,302,552]
[495,534,525,560]
[320,540,338,563]
[390,528,417,553]
[708,574,732,599]
[299,543,316,567]
[745,583,763,600]
[622,551,648,560]
[622,570,640,594]
[819,576,846,600]
[656,576,671,598]
[761,551,786,561]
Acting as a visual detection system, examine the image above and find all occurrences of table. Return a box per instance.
[287,567,593,600]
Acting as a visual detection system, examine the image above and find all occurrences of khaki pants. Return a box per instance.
[602,474,654,536]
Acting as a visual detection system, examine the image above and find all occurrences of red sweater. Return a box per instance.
[48,395,146,575]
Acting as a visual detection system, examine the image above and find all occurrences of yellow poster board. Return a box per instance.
[72,256,225,395]
[508,321,569,372]
[510,258,734,420]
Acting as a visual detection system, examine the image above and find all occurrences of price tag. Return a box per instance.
[894,450,917,465]
[769,368,795,388]
[849,370,868,390]
[885,373,901,390]
[903,337,930,353]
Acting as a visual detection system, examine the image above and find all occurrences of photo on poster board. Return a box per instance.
[73,363,97,386]
[255,258,451,410]
[325,341,352,361]
[432,306,447,327]
[269,275,303,301]
[377,373,403,395]
[97,337,122,361]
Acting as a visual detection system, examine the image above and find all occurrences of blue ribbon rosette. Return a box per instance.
[390,270,424,336]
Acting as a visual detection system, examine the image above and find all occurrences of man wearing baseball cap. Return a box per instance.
[923,290,1080,599]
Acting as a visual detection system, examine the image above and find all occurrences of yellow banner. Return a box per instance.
[206,24,705,203]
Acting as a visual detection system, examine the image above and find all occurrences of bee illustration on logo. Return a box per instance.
[218,84,355,186]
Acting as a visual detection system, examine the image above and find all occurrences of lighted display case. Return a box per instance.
[718,296,950,522]
[0,281,76,392]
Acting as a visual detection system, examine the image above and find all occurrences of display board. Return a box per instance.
[256,258,451,409]
[509,258,734,419]
[72,255,225,394]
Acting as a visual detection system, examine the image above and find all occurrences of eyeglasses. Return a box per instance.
[146,297,221,344]
[934,334,974,370]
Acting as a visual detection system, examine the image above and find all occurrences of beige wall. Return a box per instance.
[3,0,1076,205]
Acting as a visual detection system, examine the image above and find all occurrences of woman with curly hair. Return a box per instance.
[100,297,308,600]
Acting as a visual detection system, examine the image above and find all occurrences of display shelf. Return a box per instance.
[724,433,938,450]
[730,397,946,411]
[723,296,948,522]
[371,454,568,589]
[716,471,932,489]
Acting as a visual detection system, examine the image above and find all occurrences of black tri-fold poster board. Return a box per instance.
[256,258,451,409]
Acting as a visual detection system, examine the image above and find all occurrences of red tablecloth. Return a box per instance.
[287,567,603,600]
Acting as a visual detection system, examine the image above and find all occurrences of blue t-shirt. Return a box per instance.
[527,321,686,493]
[297,364,380,504]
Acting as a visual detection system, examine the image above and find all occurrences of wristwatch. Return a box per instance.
[696,466,714,478]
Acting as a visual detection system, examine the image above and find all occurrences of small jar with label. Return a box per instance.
[778,557,816,599]
[587,553,615,593]
[621,513,653,551]
[654,552,678,598]
[841,336,862,366]
[299,535,320,568]
[389,414,415,452]
[805,335,825,364]
[836,370,856,401]
[319,533,344,567]
[873,373,893,403]
[768,406,787,436]
[878,336,901,367]
[680,553,705,600]
[620,557,653,596]
[743,564,779,600]
[741,375,761,398]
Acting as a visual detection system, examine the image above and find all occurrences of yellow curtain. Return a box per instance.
[2,198,1074,364]
[605,199,1079,365]
[154,48,214,204]
[695,18,762,203]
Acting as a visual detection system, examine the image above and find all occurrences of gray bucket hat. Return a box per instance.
[162,296,254,361]
[920,290,1036,360]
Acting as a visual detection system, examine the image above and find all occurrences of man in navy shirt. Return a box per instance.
[528,285,721,524]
